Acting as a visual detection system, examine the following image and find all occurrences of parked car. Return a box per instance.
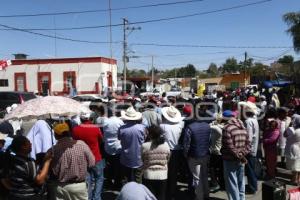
[166,87,182,97]
[72,94,108,103]
[0,91,37,118]
[140,89,161,98]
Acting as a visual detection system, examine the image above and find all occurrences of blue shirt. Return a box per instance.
[118,122,146,168]
[26,120,56,160]
[2,137,13,152]
[102,117,124,155]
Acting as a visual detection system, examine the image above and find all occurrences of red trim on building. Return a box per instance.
[14,72,27,92]
[53,90,99,96]
[78,91,99,95]
[11,57,117,66]
[95,82,99,94]
[107,72,112,87]
[37,72,51,94]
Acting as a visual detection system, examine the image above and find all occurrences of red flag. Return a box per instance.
[0,60,11,70]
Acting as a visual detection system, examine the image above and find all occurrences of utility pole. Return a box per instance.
[108,0,114,92]
[122,18,128,93]
[122,18,141,93]
[244,51,247,87]
[151,55,154,90]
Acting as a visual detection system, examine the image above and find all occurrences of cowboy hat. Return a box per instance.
[121,106,142,121]
[239,101,258,115]
[0,132,7,140]
[161,106,182,123]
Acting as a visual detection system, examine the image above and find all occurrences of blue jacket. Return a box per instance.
[183,121,211,158]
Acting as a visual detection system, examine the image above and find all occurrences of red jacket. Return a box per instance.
[73,121,103,162]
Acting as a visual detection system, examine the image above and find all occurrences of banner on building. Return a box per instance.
[0,60,12,70]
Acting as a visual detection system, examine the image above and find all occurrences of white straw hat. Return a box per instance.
[121,106,142,121]
[0,132,7,140]
[161,106,182,123]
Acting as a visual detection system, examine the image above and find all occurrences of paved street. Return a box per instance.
[102,167,295,200]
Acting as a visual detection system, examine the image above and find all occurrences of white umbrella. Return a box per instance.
[4,96,92,153]
[5,95,91,121]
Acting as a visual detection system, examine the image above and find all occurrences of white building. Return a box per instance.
[0,56,117,96]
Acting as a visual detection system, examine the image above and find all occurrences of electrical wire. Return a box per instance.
[0,0,272,31]
[0,23,122,44]
[0,0,205,18]
[131,42,292,49]
[0,22,290,50]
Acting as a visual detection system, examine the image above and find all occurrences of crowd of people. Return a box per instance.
[0,86,300,200]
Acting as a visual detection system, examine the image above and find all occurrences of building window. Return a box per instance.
[0,79,8,87]
[14,73,27,92]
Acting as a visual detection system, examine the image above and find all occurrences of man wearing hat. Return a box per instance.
[50,122,95,200]
[73,113,105,200]
[119,107,146,183]
[160,106,184,200]
[242,102,259,194]
[142,99,162,128]
[221,110,251,200]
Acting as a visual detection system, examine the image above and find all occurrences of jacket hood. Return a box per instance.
[227,118,245,129]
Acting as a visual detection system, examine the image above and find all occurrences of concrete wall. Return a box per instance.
[0,60,117,93]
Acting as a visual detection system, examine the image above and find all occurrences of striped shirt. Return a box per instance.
[9,155,38,198]
[221,118,251,161]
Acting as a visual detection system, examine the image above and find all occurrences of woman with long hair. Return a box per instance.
[142,125,170,200]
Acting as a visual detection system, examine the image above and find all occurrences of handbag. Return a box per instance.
[254,158,266,180]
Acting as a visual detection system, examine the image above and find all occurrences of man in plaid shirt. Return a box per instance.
[50,122,95,200]
[221,110,251,200]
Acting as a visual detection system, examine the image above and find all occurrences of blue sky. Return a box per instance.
[0,0,299,72]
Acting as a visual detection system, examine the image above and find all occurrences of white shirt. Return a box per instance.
[245,117,260,156]
[160,121,184,150]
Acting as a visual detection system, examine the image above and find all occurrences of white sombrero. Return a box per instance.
[0,132,7,140]
[239,101,258,115]
[121,106,142,121]
[161,106,182,123]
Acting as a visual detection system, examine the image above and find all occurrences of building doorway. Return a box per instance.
[38,72,51,96]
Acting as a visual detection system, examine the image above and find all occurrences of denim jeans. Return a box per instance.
[223,160,245,200]
[188,156,209,200]
[87,159,105,200]
[245,155,257,193]
[167,150,181,200]
[120,164,143,184]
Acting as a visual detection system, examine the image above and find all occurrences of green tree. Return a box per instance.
[283,12,300,53]
[278,55,294,65]
[222,57,240,73]
[249,62,269,76]
[277,55,294,75]
[207,63,218,77]
[184,64,196,77]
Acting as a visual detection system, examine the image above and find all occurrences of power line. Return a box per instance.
[0,23,121,44]
[0,22,291,50]
[0,0,272,31]
[131,42,292,49]
[0,0,205,18]
[251,48,293,61]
